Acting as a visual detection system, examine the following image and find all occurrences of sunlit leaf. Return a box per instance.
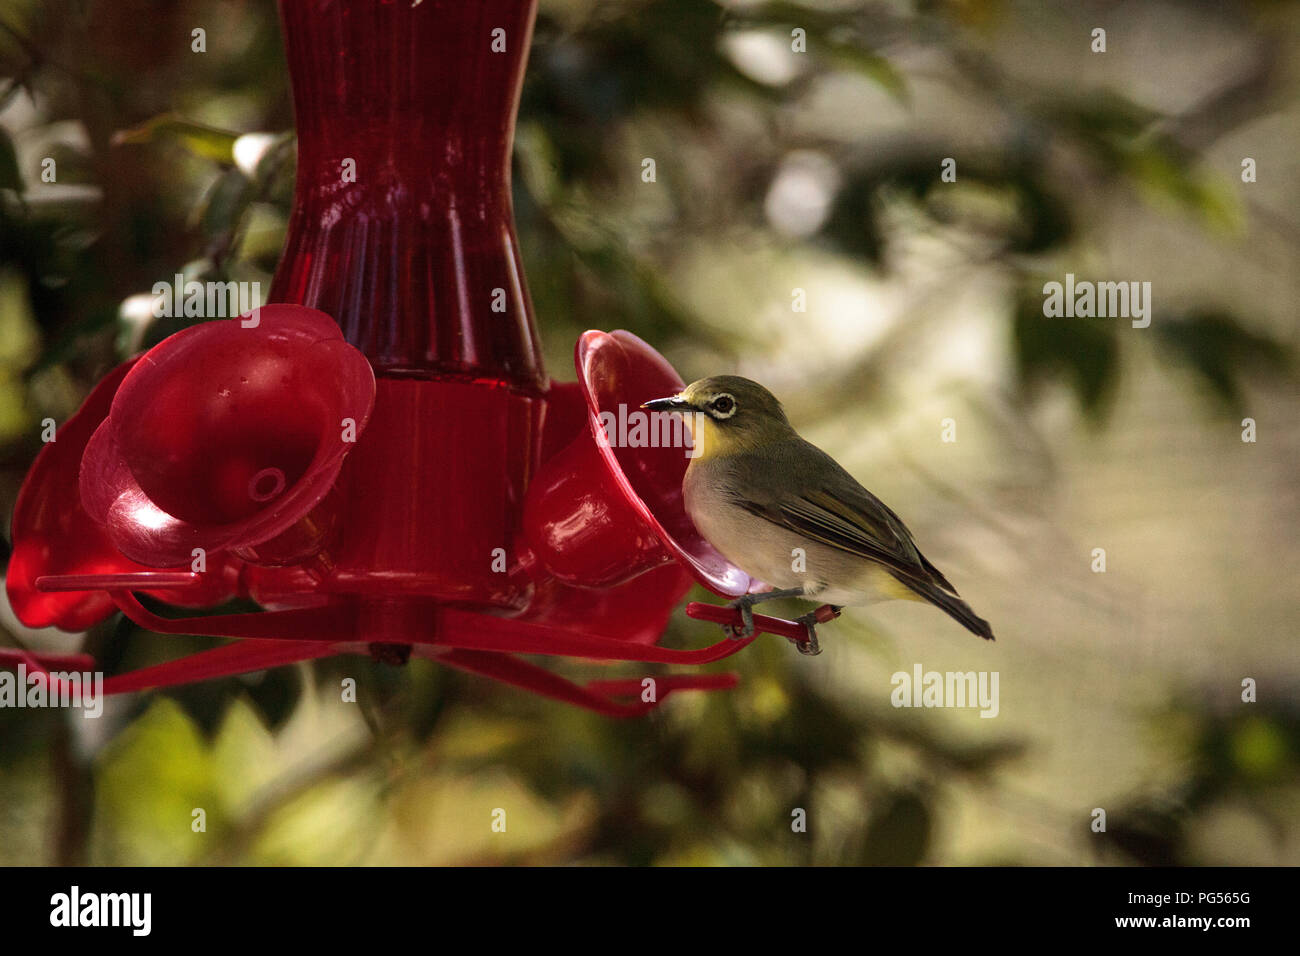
[95,698,221,865]
[1230,717,1289,780]
[824,42,908,103]
[111,114,239,165]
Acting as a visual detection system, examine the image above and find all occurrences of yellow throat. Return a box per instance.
[684,411,758,464]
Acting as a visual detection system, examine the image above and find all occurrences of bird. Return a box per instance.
[642,376,994,654]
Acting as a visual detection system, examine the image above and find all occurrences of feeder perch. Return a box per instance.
[4,0,819,716]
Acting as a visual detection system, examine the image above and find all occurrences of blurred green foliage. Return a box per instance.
[1098,696,1300,866]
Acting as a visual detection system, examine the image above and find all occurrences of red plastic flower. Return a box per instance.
[79,305,375,568]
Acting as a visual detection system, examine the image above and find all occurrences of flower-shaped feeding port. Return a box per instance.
[4,0,821,716]
[6,359,242,632]
[80,305,375,570]
[524,329,750,595]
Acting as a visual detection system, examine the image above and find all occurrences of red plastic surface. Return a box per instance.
[270,0,546,392]
[5,359,241,629]
[323,378,539,611]
[79,305,375,568]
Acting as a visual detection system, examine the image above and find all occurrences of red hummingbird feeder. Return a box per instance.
[4,0,823,716]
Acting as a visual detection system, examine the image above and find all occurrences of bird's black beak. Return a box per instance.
[641,395,693,412]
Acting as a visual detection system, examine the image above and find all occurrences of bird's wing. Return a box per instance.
[725,441,994,640]
[781,489,956,591]
[729,441,959,595]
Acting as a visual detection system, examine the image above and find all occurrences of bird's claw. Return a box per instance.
[724,596,756,639]
[792,612,824,656]
[720,594,828,650]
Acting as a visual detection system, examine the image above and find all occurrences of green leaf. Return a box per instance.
[1155,311,1291,409]
[1013,291,1121,421]
[860,790,932,866]
[821,172,886,264]
[1007,177,1072,253]
[96,698,221,864]
[824,42,908,104]
[0,127,22,192]
[1052,93,1241,229]
[1125,146,1242,231]
[1229,716,1289,780]
[195,166,254,243]
[1102,800,1187,865]
[111,114,239,165]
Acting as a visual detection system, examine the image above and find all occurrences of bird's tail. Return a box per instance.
[898,575,996,641]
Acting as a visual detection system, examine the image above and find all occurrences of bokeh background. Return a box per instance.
[1,0,1297,865]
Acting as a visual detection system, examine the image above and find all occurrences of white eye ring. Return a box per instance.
[708,393,736,419]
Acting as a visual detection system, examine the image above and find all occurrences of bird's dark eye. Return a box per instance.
[709,395,735,416]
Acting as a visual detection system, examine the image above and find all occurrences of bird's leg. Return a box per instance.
[790,605,841,656]
[724,587,806,638]
[794,617,823,656]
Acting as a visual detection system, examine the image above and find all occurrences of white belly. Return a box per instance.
[683,462,910,605]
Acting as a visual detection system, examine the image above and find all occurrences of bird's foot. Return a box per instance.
[790,605,841,656]
[791,616,822,656]
[724,594,757,639]
[723,588,806,639]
